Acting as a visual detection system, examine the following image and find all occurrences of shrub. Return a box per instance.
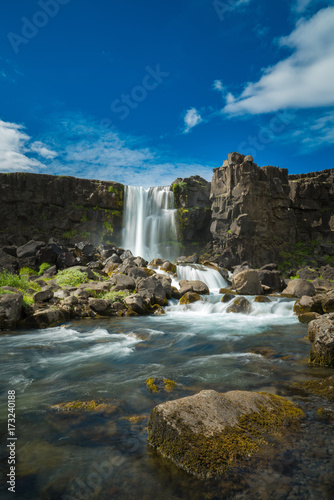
[0,270,29,290]
[19,267,37,276]
[56,268,88,287]
[38,263,51,276]
[92,290,129,303]
[23,295,34,308]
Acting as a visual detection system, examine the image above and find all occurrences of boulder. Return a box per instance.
[136,277,167,306]
[175,254,199,264]
[133,256,148,268]
[120,250,133,261]
[33,287,54,303]
[298,312,321,324]
[160,261,177,274]
[297,267,319,281]
[233,270,263,295]
[36,244,60,266]
[312,279,334,293]
[124,294,144,314]
[253,296,271,303]
[257,270,284,293]
[110,274,135,291]
[149,258,165,267]
[293,295,323,316]
[148,389,304,479]
[57,251,77,269]
[179,292,201,305]
[319,265,334,281]
[309,313,334,366]
[24,308,65,329]
[88,298,110,314]
[0,249,18,273]
[221,293,235,304]
[17,240,45,259]
[226,297,251,314]
[321,291,334,313]
[127,267,148,280]
[179,280,209,296]
[75,242,97,264]
[0,293,23,330]
[260,263,278,271]
[155,274,172,298]
[281,279,315,298]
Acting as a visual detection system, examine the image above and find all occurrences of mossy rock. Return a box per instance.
[51,399,118,414]
[293,375,334,402]
[219,287,236,295]
[160,262,177,274]
[298,312,321,324]
[254,296,271,303]
[315,407,334,421]
[148,390,304,479]
[146,377,176,393]
[249,347,276,359]
[221,293,235,304]
[179,291,201,305]
[226,297,251,314]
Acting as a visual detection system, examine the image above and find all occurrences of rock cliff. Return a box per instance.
[0,172,124,248]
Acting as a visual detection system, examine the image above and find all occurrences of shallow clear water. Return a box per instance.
[0,293,334,499]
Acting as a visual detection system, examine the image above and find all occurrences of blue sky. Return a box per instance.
[0,0,333,187]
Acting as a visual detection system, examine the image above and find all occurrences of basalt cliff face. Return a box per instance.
[207,153,334,267]
[0,154,333,268]
[0,173,124,248]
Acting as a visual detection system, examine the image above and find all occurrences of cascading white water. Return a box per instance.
[177,263,228,290]
[122,185,178,262]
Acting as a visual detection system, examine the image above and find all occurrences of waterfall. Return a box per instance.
[122,185,178,262]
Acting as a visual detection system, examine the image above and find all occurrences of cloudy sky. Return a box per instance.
[0,0,333,187]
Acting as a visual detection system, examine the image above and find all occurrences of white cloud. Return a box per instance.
[213,80,225,92]
[0,120,46,172]
[183,108,203,133]
[30,141,58,159]
[286,111,334,151]
[223,7,334,115]
[0,114,214,187]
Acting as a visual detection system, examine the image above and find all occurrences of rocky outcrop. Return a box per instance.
[171,175,211,255]
[282,279,316,298]
[147,389,304,479]
[209,153,294,267]
[0,173,124,248]
[208,153,334,269]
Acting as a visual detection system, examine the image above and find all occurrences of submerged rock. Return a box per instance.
[146,378,176,393]
[226,297,251,314]
[179,291,201,305]
[293,375,334,402]
[148,390,304,479]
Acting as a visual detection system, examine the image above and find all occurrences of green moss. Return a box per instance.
[22,294,34,309]
[91,290,129,303]
[51,399,117,414]
[80,214,88,222]
[146,377,159,392]
[108,185,118,193]
[146,377,176,393]
[0,289,15,295]
[293,376,334,402]
[148,393,304,479]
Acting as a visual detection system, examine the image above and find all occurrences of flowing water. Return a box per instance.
[122,186,177,262]
[1,187,334,499]
[1,280,333,499]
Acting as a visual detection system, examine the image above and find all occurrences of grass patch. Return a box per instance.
[38,263,51,276]
[56,268,88,287]
[0,270,29,290]
[90,290,130,303]
[19,267,37,276]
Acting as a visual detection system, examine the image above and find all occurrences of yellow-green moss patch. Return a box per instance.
[293,375,334,402]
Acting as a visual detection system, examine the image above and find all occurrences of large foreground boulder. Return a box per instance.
[282,279,315,298]
[148,390,304,479]
[233,270,263,295]
[309,313,334,367]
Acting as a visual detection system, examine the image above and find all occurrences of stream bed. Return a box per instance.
[1,294,334,499]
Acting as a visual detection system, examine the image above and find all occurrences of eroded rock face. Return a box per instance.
[148,390,304,479]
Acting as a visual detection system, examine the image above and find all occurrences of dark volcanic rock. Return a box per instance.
[0,249,18,273]
[0,293,23,330]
